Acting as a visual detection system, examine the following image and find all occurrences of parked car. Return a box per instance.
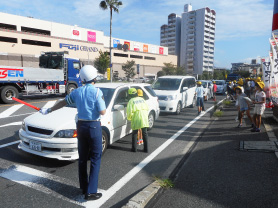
[152,76,196,115]
[18,83,160,160]
[199,80,213,101]
[214,80,227,94]
[134,77,149,83]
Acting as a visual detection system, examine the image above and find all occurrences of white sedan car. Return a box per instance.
[18,83,160,160]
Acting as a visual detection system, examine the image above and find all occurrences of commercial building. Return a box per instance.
[231,59,261,76]
[0,12,177,78]
[160,4,216,75]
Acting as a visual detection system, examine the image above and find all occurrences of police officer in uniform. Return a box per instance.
[39,65,106,201]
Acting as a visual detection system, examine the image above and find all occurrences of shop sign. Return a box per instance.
[59,43,98,52]
[87,31,96,42]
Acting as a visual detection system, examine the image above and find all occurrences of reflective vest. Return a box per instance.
[127,97,149,130]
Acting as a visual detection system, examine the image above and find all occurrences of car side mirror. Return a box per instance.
[113,104,125,111]
[183,87,188,91]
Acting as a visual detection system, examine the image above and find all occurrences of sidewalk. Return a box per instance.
[147,104,278,208]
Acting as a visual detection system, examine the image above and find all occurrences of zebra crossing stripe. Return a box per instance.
[0,104,24,118]
[0,162,105,206]
[42,100,57,108]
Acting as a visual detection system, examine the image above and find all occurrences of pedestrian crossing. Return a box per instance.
[0,159,105,206]
[0,100,58,119]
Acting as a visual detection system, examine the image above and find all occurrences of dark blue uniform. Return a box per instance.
[66,84,106,194]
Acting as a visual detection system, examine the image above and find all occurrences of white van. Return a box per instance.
[152,76,197,114]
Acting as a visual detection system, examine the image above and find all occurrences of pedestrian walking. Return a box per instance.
[250,78,255,97]
[235,86,254,128]
[195,81,204,115]
[244,78,251,98]
[39,65,106,201]
[227,81,232,99]
[213,81,217,101]
[127,88,149,153]
[251,81,266,132]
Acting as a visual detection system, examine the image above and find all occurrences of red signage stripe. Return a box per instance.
[0,68,23,71]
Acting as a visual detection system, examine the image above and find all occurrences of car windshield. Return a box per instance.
[215,81,224,85]
[152,78,182,90]
[66,87,115,108]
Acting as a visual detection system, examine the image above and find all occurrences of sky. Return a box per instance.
[0,0,275,68]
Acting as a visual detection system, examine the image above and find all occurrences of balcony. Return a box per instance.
[188,33,194,37]
[187,62,194,66]
[187,43,194,47]
[187,57,193,62]
[188,48,194,52]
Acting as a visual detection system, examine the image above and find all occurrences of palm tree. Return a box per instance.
[100,0,123,82]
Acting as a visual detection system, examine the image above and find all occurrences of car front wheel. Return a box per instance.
[148,112,155,130]
[176,102,181,115]
[102,130,108,153]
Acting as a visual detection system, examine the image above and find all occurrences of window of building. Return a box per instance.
[144,56,156,60]
[130,55,143,59]
[22,39,51,47]
[0,23,17,31]
[21,26,51,36]
[0,36,17,43]
[114,53,128,57]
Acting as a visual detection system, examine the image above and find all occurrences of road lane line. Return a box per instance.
[0,141,20,148]
[0,162,105,206]
[0,104,24,118]
[87,99,224,208]
[0,121,22,128]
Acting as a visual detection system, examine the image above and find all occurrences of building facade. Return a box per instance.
[160,13,181,57]
[0,12,177,78]
[160,4,216,75]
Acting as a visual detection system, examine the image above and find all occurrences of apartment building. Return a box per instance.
[160,4,216,75]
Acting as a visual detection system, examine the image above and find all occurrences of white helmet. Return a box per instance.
[79,65,98,83]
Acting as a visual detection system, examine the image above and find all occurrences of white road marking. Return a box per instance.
[87,99,224,208]
[0,162,105,206]
[0,104,24,118]
[0,141,20,148]
[0,100,56,119]
[0,121,22,128]
[42,100,57,108]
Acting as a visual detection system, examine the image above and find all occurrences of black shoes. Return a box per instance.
[85,193,102,200]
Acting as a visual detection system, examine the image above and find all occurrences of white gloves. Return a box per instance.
[39,108,51,115]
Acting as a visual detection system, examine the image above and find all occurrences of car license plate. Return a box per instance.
[29,140,42,152]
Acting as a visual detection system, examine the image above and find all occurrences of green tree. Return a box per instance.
[162,63,176,75]
[93,50,110,74]
[157,70,166,77]
[176,66,186,75]
[162,62,184,75]
[122,60,136,79]
[100,0,123,81]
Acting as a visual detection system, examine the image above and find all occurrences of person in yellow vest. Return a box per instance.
[127,88,149,153]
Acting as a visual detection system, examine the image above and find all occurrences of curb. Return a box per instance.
[122,181,161,208]
[262,114,278,158]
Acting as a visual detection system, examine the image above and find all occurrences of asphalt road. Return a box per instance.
[0,94,224,208]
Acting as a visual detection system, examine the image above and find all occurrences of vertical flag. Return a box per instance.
[261,57,271,97]
[269,37,278,104]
